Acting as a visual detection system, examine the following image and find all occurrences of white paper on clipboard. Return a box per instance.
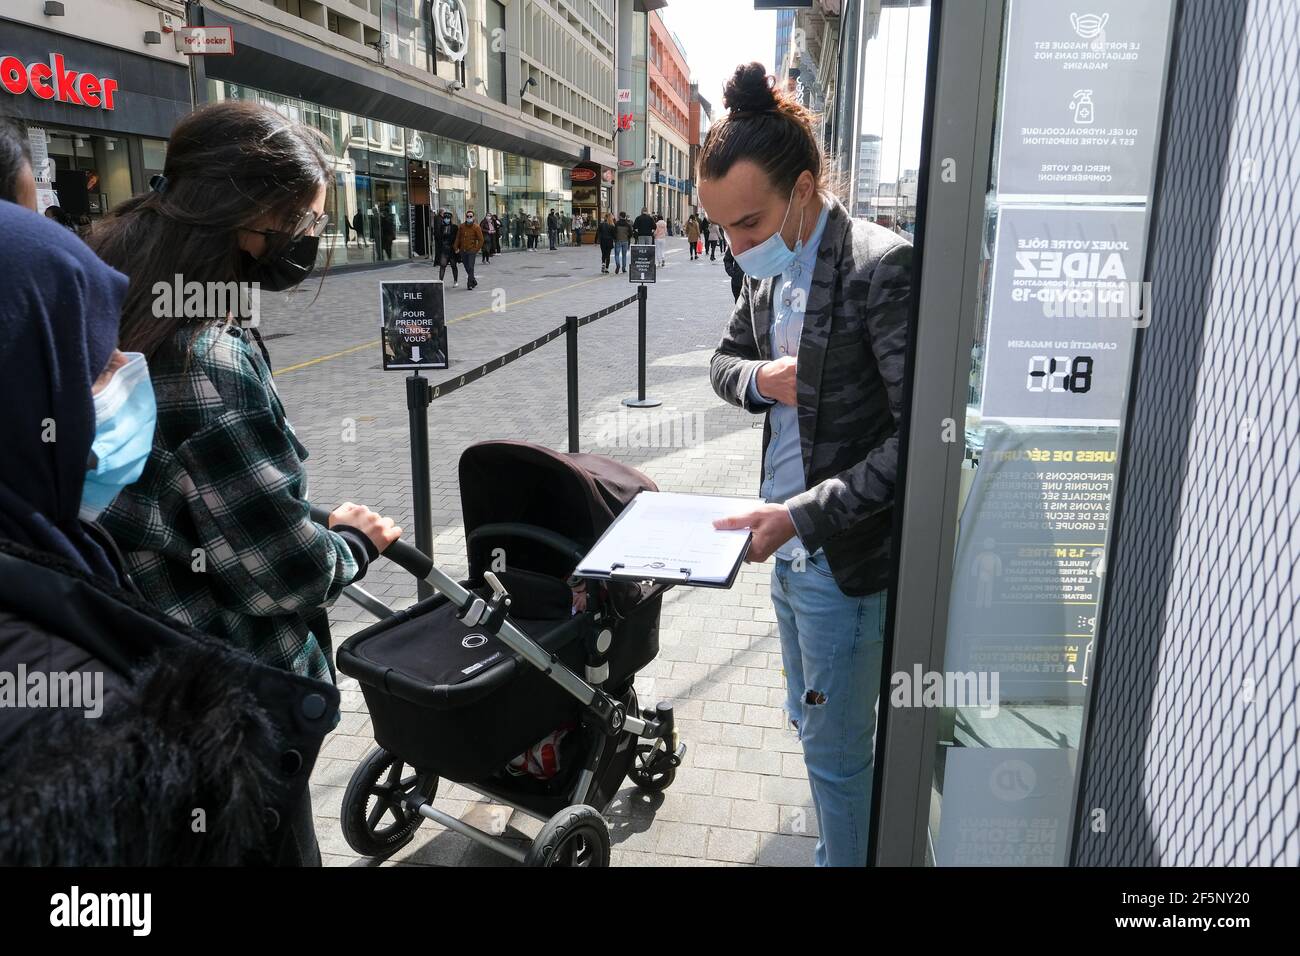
[576,491,757,585]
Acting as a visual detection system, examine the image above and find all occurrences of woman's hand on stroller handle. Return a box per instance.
[328,502,402,554]
[310,505,433,579]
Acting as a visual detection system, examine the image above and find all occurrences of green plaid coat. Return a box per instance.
[101,324,358,683]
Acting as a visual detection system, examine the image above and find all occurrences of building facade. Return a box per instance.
[4,0,622,266]
[855,132,880,217]
[197,0,620,265]
[769,0,878,222]
[1,0,192,223]
[687,80,712,220]
[773,8,794,74]
[645,8,689,227]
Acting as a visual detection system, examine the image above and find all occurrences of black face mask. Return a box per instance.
[240,233,320,292]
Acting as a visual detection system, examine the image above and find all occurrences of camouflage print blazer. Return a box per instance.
[710,198,912,596]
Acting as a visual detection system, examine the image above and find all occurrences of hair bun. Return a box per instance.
[723,62,778,113]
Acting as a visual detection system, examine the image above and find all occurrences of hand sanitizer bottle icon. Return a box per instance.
[1070,89,1096,125]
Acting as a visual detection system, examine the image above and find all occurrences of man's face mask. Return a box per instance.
[733,182,806,280]
[81,353,157,521]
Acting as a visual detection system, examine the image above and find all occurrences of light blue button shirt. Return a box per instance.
[745,199,830,560]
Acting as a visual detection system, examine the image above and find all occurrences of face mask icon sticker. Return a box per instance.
[1070,89,1095,125]
[1069,11,1109,39]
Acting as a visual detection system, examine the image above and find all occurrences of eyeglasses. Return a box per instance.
[247,209,330,241]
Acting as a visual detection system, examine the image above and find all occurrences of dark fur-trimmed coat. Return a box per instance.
[0,539,338,865]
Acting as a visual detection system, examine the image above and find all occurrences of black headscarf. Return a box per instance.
[0,199,128,581]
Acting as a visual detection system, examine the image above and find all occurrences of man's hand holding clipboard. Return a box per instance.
[713,503,796,563]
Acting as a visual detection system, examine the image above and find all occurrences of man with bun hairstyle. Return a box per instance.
[702,62,913,867]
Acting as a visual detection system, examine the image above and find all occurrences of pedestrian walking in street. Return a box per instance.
[686,213,701,260]
[596,212,615,273]
[633,206,656,244]
[455,211,484,290]
[87,100,405,865]
[482,212,497,263]
[435,209,460,286]
[0,200,339,867]
[613,210,633,273]
[702,214,718,260]
[379,208,396,260]
[654,214,668,267]
[723,243,745,301]
[44,204,75,230]
[702,62,912,868]
[353,209,366,249]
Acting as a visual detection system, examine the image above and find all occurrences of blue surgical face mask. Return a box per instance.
[80,352,157,521]
[734,183,807,280]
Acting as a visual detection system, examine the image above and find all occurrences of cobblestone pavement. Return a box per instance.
[263,239,817,866]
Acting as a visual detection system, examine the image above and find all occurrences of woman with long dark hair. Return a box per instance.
[88,101,402,863]
[703,63,912,867]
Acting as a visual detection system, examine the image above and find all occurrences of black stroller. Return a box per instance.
[326,440,686,867]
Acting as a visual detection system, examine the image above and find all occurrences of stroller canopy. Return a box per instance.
[459,441,657,580]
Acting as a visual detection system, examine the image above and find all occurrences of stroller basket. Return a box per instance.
[338,576,661,783]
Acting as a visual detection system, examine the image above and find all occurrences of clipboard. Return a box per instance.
[572,491,756,589]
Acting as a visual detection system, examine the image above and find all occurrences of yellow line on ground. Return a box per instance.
[273,272,608,376]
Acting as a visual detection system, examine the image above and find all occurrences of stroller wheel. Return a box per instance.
[628,742,677,792]
[341,747,439,858]
[524,805,611,867]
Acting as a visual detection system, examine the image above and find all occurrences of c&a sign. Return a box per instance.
[0,52,119,110]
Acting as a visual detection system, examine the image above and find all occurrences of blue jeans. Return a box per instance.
[771,551,886,866]
[614,241,629,270]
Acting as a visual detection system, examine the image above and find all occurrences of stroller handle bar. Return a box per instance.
[309,506,434,580]
[308,505,648,739]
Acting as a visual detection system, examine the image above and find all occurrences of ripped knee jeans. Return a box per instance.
[771,550,885,867]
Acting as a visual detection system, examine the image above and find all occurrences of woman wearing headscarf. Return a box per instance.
[0,199,338,865]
